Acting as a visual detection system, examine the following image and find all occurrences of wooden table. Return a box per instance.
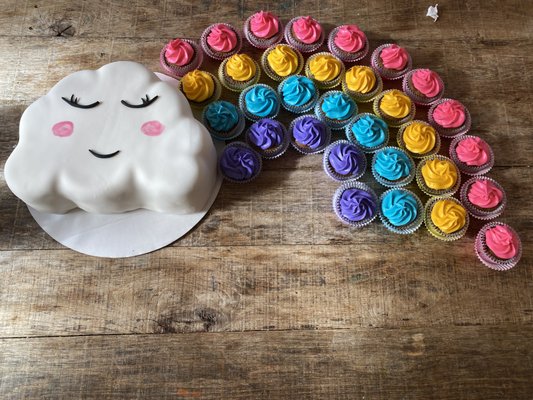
[1,0,532,398]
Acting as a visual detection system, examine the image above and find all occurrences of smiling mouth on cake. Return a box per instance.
[89,149,121,159]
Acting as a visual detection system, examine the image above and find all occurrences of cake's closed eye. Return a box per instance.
[121,94,159,108]
[61,94,101,109]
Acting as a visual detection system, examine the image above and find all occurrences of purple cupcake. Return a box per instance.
[290,114,331,154]
[332,181,378,227]
[219,142,262,183]
[323,140,367,181]
[245,118,290,159]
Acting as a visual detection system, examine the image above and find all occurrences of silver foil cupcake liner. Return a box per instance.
[449,135,495,175]
[245,119,290,160]
[475,222,522,270]
[238,83,281,121]
[283,16,325,53]
[218,141,262,184]
[378,188,424,234]
[370,43,413,80]
[415,154,461,197]
[289,114,331,155]
[424,197,469,241]
[327,26,369,63]
[372,89,416,128]
[243,14,284,49]
[402,69,445,106]
[459,176,506,220]
[345,113,390,153]
[332,181,378,228]
[314,90,358,130]
[278,75,319,114]
[159,38,203,78]
[428,98,471,138]
[200,23,243,61]
[322,140,367,181]
[397,120,441,159]
[371,146,415,188]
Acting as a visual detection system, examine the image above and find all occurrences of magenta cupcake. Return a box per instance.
[402,68,444,106]
[219,141,262,183]
[159,38,203,78]
[450,135,494,175]
[244,11,284,49]
[290,114,331,155]
[333,181,378,227]
[371,44,412,80]
[323,140,367,181]
[201,23,242,60]
[245,118,290,159]
[460,176,506,220]
[284,15,325,53]
[428,98,471,138]
[327,24,369,62]
[475,222,522,270]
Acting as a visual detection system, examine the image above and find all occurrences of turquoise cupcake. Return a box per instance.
[314,90,357,130]
[278,75,318,113]
[202,100,245,141]
[378,188,424,234]
[371,146,415,188]
[239,83,280,121]
[345,113,389,153]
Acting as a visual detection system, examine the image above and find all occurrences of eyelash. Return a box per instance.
[61,94,101,109]
[121,94,159,108]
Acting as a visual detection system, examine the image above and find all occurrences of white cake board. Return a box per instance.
[28,72,223,258]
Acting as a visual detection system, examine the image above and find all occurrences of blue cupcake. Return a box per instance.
[371,146,415,188]
[245,118,290,159]
[202,101,245,140]
[345,113,389,153]
[323,140,366,181]
[378,188,424,234]
[219,141,262,183]
[315,90,357,130]
[278,75,318,113]
[239,83,280,121]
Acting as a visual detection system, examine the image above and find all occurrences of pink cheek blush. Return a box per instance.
[52,121,74,137]
[141,120,165,136]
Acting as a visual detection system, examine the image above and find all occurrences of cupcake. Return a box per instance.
[305,52,345,90]
[475,222,522,270]
[202,101,245,141]
[416,155,461,197]
[373,89,415,127]
[428,98,471,138]
[371,146,415,188]
[371,44,412,80]
[239,84,280,121]
[245,118,290,159]
[179,70,221,108]
[424,197,469,241]
[378,188,424,234]
[284,15,325,53]
[218,53,260,92]
[261,44,304,82]
[160,38,203,78]
[397,120,441,159]
[345,113,389,153]
[323,140,367,181]
[341,65,383,103]
[450,135,494,175]
[402,68,444,106]
[327,24,369,62]
[278,75,318,113]
[332,181,378,227]
[244,11,284,49]
[201,23,242,60]
[290,114,331,154]
[460,176,506,220]
[314,91,358,130]
[219,141,262,183]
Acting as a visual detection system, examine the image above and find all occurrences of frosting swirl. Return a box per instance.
[379,90,411,119]
[432,100,466,128]
[345,66,376,94]
[225,54,256,81]
[381,190,418,226]
[165,39,194,66]
[374,148,412,181]
[205,101,239,132]
[421,158,458,190]
[430,199,467,234]
[220,146,260,181]
[267,45,299,77]
[339,188,376,222]
[411,69,442,97]
[321,92,356,120]
[281,75,315,106]
[456,137,490,166]
[328,143,363,176]
[351,115,387,148]
[181,70,214,102]
[207,24,237,52]
[485,225,519,259]
[293,116,327,149]
[309,54,342,82]
[292,16,322,44]
[334,25,366,53]
[379,44,408,70]
[402,122,436,154]
[244,86,278,117]
[250,11,280,39]
[467,180,503,209]
[248,119,284,150]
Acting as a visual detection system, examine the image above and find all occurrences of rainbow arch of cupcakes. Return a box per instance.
[159,11,522,270]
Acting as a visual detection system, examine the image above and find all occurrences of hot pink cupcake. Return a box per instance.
[244,11,284,49]
[159,38,203,78]
[450,135,494,175]
[428,98,471,138]
[284,15,325,53]
[402,68,444,106]
[460,176,506,220]
[201,23,243,60]
[475,222,522,270]
[327,24,369,62]
[371,44,412,80]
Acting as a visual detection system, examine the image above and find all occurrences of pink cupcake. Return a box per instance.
[428,98,471,138]
[327,24,369,62]
[371,44,412,80]
[284,16,325,53]
[460,176,506,220]
[475,222,522,270]
[450,135,494,175]
[201,23,242,60]
[159,38,203,78]
[244,11,284,49]
[402,68,444,106]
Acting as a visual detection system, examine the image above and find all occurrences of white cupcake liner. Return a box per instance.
[371,146,415,188]
[332,181,378,227]
[322,140,367,181]
[289,114,331,155]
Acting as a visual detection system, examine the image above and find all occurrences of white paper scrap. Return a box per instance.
[427,4,439,22]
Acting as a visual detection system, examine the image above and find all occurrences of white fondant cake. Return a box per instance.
[5,61,217,214]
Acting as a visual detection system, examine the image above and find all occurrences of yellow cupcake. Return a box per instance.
[225,54,256,81]
[379,89,411,118]
[430,199,467,234]
[181,70,214,102]
[421,158,458,190]
[308,54,342,82]
[345,66,376,93]
[266,45,299,77]
[403,122,436,154]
